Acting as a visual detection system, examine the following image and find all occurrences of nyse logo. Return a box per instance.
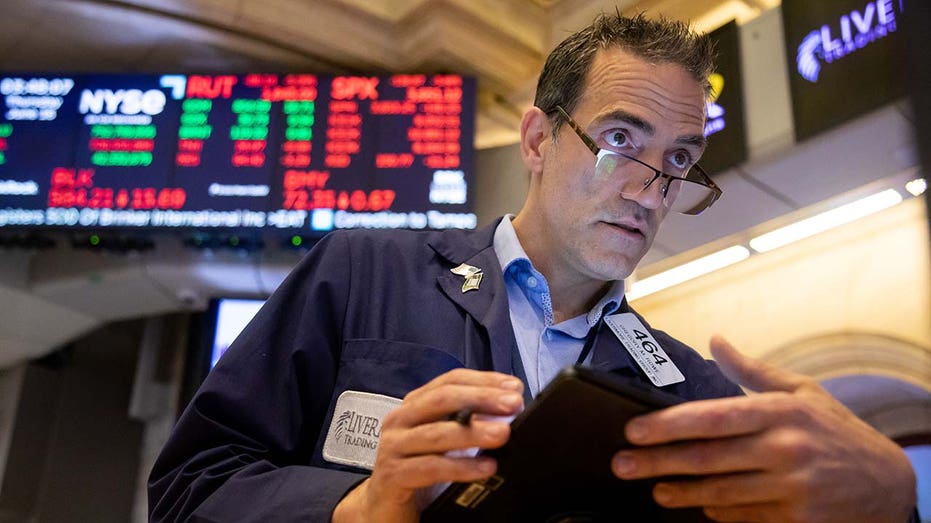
[78,89,167,116]
[796,0,904,82]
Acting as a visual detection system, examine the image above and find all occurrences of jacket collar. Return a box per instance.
[427,217,501,263]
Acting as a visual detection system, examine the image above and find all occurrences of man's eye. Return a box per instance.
[605,130,630,148]
[669,151,692,170]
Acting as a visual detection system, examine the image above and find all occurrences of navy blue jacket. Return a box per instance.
[148,219,742,522]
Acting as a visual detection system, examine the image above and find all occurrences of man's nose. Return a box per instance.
[623,163,665,210]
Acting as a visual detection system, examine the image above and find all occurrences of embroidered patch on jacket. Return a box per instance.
[322,390,402,470]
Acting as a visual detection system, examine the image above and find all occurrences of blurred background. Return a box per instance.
[0,0,928,521]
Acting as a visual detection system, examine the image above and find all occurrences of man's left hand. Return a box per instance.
[611,335,917,523]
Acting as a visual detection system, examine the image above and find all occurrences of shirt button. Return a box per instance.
[526,276,538,288]
[545,331,553,341]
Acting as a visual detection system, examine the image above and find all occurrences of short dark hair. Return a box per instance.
[534,12,715,136]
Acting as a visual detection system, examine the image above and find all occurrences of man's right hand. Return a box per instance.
[331,369,524,523]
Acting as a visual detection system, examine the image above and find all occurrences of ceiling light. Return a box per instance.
[749,189,903,253]
[905,177,927,197]
[628,246,750,300]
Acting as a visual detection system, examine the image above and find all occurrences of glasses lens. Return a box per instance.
[667,178,716,215]
[595,151,716,215]
[594,150,619,179]
[596,150,655,194]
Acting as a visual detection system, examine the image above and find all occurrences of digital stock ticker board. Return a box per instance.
[0,73,477,234]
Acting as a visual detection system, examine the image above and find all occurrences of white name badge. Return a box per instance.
[323,390,402,470]
[603,313,685,387]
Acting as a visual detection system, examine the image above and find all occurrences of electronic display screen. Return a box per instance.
[0,73,477,232]
[210,298,265,369]
[700,20,748,175]
[782,0,907,141]
[177,296,266,409]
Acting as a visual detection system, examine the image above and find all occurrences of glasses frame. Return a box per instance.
[551,105,722,215]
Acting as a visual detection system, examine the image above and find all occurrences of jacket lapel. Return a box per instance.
[591,298,639,374]
[430,219,518,375]
[590,327,637,374]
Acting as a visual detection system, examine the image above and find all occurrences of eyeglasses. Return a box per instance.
[551,105,722,215]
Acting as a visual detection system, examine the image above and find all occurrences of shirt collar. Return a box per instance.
[493,215,626,328]
[586,280,625,327]
[493,214,528,272]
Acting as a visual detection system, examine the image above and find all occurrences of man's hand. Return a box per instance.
[332,369,524,523]
[611,335,917,523]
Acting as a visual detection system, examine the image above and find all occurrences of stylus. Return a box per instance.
[449,408,472,426]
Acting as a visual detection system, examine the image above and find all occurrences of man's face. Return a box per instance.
[533,47,707,285]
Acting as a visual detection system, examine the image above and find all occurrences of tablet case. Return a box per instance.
[422,366,715,522]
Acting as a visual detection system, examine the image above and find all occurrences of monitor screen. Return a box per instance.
[178,296,266,411]
[700,20,749,175]
[782,0,907,141]
[210,297,265,369]
[0,73,477,232]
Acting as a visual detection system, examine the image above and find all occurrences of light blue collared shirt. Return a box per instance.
[493,216,625,397]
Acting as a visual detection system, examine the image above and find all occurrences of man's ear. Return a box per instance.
[520,107,550,176]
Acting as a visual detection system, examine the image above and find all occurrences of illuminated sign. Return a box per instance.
[698,21,748,175]
[783,0,907,141]
[796,0,904,82]
[0,73,477,232]
[704,73,727,136]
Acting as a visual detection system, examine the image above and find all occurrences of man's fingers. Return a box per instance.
[624,392,792,445]
[387,369,523,428]
[417,368,523,394]
[709,335,808,393]
[650,472,785,509]
[385,419,510,456]
[376,454,498,492]
[613,435,777,479]
[626,338,823,447]
[389,383,523,428]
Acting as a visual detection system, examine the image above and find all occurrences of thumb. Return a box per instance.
[709,335,807,393]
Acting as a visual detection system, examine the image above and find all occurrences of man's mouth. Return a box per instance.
[602,220,645,239]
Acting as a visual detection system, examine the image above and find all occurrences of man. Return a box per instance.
[149,13,918,522]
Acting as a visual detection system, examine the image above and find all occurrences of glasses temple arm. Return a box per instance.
[554,106,600,156]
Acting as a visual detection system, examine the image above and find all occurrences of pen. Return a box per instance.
[449,408,472,426]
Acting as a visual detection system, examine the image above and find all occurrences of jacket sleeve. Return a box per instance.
[148,232,368,522]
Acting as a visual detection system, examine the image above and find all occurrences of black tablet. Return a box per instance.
[421,366,714,522]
